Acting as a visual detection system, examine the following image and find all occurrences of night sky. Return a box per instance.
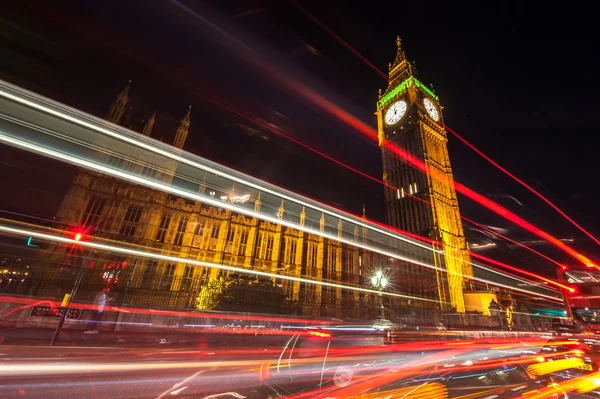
[1,0,599,276]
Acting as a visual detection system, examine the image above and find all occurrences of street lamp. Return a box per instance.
[51,231,93,345]
[371,270,388,319]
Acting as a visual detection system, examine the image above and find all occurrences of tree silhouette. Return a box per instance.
[197,274,293,314]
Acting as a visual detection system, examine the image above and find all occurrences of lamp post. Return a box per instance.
[51,232,93,345]
[371,270,388,320]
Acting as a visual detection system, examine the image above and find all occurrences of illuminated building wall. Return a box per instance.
[51,82,385,318]
[375,38,473,313]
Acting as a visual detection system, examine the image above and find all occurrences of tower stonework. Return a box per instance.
[375,37,472,313]
[107,80,131,124]
[173,106,191,149]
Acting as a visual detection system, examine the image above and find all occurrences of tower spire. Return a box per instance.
[173,105,191,149]
[393,36,406,65]
[142,111,156,136]
[254,192,262,212]
[107,80,132,124]
[388,36,415,81]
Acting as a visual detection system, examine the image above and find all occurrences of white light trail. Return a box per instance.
[0,83,434,251]
[0,222,563,303]
[0,123,563,297]
[0,82,563,299]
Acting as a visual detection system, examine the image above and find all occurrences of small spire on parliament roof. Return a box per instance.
[118,80,132,102]
[182,105,192,122]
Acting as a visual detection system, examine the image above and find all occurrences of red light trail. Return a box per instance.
[271,62,596,267]
[469,251,574,292]
[200,96,571,292]
[462,216,567,270]
[445,125,600,247]
[288,0,389,81]
[284,3,596,265]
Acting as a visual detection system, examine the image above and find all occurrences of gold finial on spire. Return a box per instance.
[389,35,408,79]
[362,204,366,218]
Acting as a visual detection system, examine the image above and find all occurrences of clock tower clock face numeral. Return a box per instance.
[423,97,440,121]
[384,100,407,125]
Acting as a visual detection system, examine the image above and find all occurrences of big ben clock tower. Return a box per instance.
[376,37,472,313]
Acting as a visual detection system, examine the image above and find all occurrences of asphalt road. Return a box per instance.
[0,337,547,399]
[0,345,275,399]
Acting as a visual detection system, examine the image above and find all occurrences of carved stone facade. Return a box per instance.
[48,83,389,319]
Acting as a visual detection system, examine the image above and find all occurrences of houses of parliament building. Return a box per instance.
[41,39,476,321]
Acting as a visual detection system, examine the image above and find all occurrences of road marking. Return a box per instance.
[156,370,205,399]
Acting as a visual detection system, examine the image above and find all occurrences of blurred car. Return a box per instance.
[339,363,544,399]
[531,339,600,399]
[534,338,600,373]
[259,325,549,398]
[384,323,461,344]
[259,325,436,397]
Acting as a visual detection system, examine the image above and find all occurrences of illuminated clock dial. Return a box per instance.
[423,97,440,121]
[384,100,407,125]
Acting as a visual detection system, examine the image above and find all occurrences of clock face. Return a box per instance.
[384,100,407,125]
[423,98,440,121]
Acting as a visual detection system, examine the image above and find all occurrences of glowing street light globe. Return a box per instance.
[381,277,388,288]
[371,276,379,286]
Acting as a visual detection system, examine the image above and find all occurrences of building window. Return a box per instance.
[194,220,205,237]
[329,248,337,268]
[285,237,297,265]
[160,264,176,290]
[141,260,157,289]
[156,213,171,243]
[141,166,156,178]
[225,226,235,253]
[256,233,263,256]
[307,242,318,269]
[181,265,194,291]
[174,216,188,246]
[107,154,123,168]
[238,229,249,256]
[226,227,235,244]
[120,205,142,237]
[265,235,274,260]
[210,224,220,239]
[81,196,106,228]
[192,219,205,248]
